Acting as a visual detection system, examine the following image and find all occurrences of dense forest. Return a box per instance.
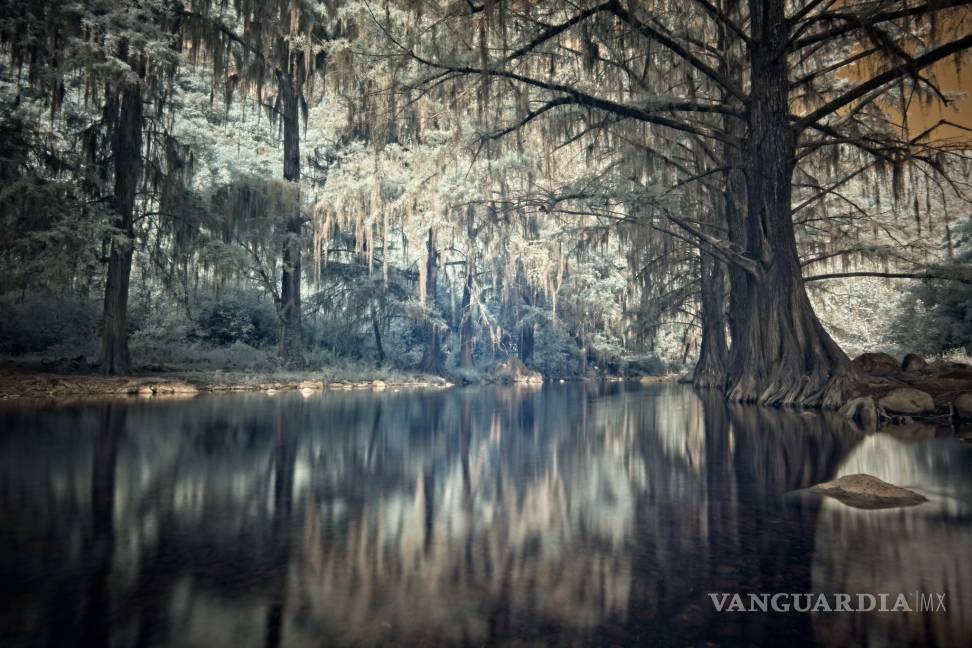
[1,0,971,407]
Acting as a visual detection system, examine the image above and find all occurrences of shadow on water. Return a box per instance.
[0,382,969,646]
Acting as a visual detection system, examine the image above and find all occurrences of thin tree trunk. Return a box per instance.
[459,254,476,369]
[577,334,588,376]
[278,75,304,369]
[371,302,385,364]
[99,79,142,375]
[726,0,856,408]
[420,227,445,374]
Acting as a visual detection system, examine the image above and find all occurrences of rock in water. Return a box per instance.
[852,352,899,376]
[878,387,934,415]
[954,392,972,420]
[901,353,928,372]
[809,474,927,509]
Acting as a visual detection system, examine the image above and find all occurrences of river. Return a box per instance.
[1,383,970,646]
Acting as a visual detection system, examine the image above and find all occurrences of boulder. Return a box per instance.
[852,352,899,376]
[808,474,927,509]
[936,364,972,381]
[901,353,928,372]
[954,392,972,420]
[838,396,879,430]
[298,380,324,391]
[878,387,934,415]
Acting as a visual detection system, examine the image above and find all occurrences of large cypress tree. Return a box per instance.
[390,0,972,407]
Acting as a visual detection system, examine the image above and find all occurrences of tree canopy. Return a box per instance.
[1,0,970,407]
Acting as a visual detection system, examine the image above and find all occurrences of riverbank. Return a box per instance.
[0,369,456,403]
[0,365,685,403]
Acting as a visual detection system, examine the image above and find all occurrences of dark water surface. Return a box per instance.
[1,383,970,647]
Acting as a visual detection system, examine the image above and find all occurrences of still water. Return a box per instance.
[1,383,970,647]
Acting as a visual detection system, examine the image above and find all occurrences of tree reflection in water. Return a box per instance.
[0,383,969,646]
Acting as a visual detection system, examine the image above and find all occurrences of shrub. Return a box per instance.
[194,290,278,347]
[0,293,100,355]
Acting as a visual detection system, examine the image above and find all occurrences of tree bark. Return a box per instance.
[99,79,143,375]
[726,0,856,408]
[278,75,304,369]
[693,250,729,389]
[420,228,445,374]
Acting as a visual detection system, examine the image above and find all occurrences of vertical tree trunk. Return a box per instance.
[693,250,729,389]
[99,80,142,375]
[420,228,445,374]
[278,75,304,368]
[726,0,855,408]
[576,333,588,376]
[518,324,534,365]
[459,254,476,369]
[690,132,730,390]
[371,302,385,364]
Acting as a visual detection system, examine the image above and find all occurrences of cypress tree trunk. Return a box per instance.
[420,228,445,374]
[691,134,729,390]
[278,75,304,369]
[99,81,142,375]
[726,0,856,408]
[693,250,729,389]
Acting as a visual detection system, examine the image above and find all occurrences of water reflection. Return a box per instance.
[811,434,972,648]
[0,383,968,647]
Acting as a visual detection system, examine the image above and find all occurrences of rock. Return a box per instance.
[852,352,899,376]
[154,381,199,395]
[372,380,386,390]
[878,387,934,415]
[901,353,928,372]
[137,385,154,396]
[954,392,972,420]
[838,396,879,430]
[809,474,927,509]
[298,380,324,391]
[937,365,972,381]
